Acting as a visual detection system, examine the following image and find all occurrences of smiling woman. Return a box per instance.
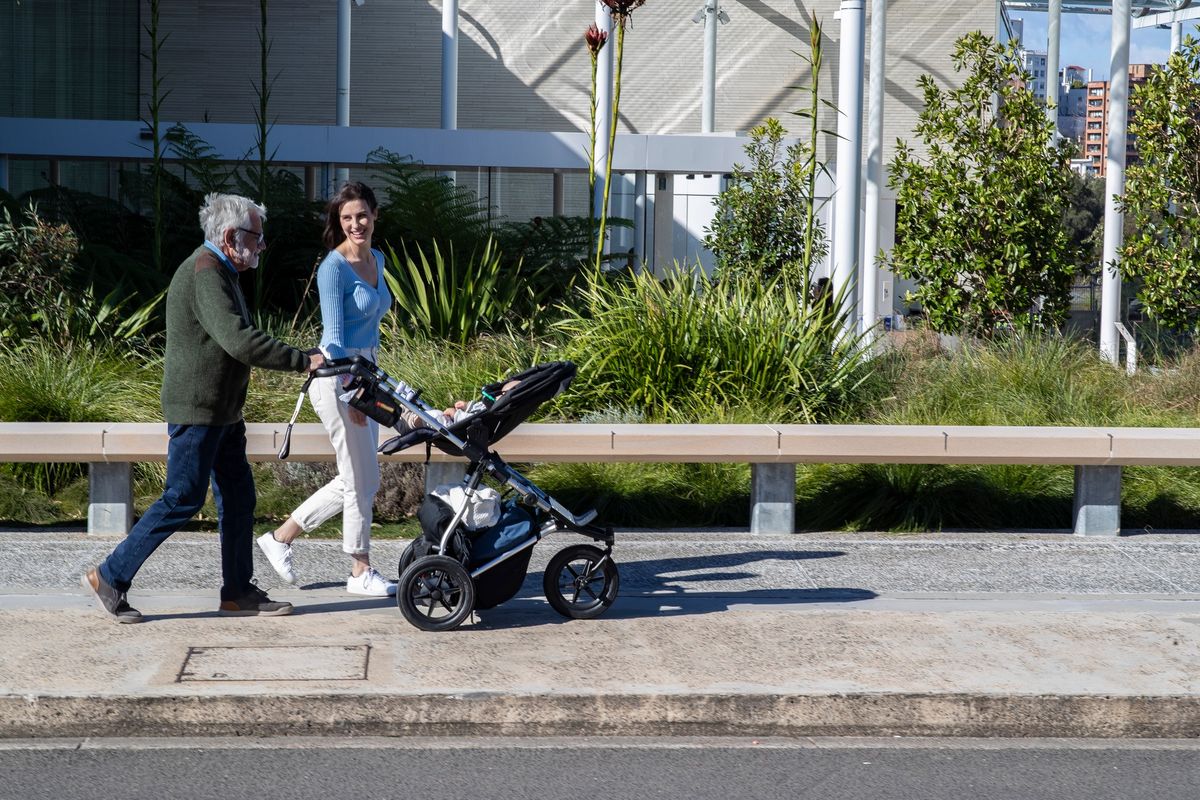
[258,181,398,598]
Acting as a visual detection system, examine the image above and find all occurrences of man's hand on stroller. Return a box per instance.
[305,349,326,373]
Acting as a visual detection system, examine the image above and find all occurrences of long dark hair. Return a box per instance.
[321,181,379,251]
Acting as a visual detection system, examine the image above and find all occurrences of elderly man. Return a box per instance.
[82,193,324,622]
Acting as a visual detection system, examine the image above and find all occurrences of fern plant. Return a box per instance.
[367,147,490,257]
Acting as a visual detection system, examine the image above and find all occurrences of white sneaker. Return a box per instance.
[257,532,297,585]
[347,567,397,597]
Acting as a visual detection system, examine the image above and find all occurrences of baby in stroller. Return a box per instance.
[278,358,618,631]
[399,378,522,432]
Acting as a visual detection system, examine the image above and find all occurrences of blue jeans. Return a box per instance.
[100,421,257,601]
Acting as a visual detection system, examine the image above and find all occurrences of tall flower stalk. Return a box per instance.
[594,0,646,269]
[585,22,608,236]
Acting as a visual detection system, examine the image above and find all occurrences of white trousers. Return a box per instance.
[290,347,380,555]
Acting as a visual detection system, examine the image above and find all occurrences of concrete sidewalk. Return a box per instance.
[2,529,1199,739]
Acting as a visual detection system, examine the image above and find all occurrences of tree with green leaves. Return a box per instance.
[703,117,826,287]
[887,32,1077,336]
[1120,40,1200,333]
[704,18,830,298]
[1062,171,1106,276]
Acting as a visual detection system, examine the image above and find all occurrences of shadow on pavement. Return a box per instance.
[467,548,875,629]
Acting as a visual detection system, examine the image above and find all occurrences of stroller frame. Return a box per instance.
[278,355,618,630]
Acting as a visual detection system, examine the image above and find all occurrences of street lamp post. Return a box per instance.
[694,0,729,133]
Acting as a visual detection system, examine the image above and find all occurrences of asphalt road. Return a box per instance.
[4,737,1199,800]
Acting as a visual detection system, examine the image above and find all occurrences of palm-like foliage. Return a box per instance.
[384,237,524,346]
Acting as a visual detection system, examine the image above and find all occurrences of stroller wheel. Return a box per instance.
[397,539,419,576]
[543,544,619,620]
[398,555,476,632]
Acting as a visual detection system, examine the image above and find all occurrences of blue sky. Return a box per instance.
[1010,12,1199,80]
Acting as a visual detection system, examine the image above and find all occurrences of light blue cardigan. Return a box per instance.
[316,248,392,359]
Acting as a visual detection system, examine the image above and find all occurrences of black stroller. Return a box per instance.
[278,357,618,631]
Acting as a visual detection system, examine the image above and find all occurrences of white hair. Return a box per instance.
[198,193,267,243]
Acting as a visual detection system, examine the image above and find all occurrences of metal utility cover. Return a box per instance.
[178,645,370,682]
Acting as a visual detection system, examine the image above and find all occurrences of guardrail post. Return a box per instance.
[750,463,796,534]
[1073,465,1121,536]
[88,462,133,536]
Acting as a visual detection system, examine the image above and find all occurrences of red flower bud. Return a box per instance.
[585,22,608,56]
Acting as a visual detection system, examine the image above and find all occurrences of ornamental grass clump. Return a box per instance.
[556,269,869,422]
[872,332,1134,427]
[0,339,161,494]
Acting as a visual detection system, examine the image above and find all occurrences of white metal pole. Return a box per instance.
[633,170,647,268]
[1099,0,1131,364]
[993,0,1004,116]
[593,2,614,241]
[1046,0,1062,137]
[334,0,351,190]
[1171,21,1183,54]
[861,0,886,338]
[834,0,866,337]
[442,0,459,130]
[702,0,717,133]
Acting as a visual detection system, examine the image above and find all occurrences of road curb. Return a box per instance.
[4,693,1200,739]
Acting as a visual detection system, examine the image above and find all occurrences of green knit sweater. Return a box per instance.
[161,246,308,425]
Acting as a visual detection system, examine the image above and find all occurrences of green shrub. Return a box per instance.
[704,118,827,285]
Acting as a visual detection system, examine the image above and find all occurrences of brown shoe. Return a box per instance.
[218,583,293,617]
[81,568,143,624]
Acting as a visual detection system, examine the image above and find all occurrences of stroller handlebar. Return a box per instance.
[310,354,371,379]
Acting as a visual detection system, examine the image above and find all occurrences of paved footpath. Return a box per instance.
[1,529,1199,739]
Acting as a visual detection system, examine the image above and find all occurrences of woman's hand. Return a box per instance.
[348,406,368,427]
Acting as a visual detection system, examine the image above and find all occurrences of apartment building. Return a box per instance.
[1084,63,1153,176]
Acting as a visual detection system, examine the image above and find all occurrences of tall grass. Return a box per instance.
[868,332,1135,426]
[528,462,751,528]
[2,325,1199,532]
[556,270,870,422]
[376,330,546,415]
[803,331,1200,531]
[0,340,161,494]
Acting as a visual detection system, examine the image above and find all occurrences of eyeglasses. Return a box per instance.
[237,227,265,245]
